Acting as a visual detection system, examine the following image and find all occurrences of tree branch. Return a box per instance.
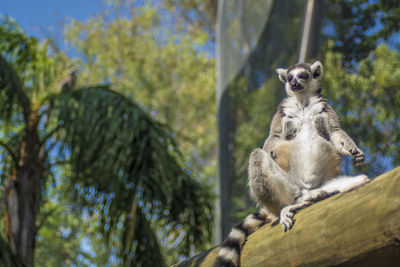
[176,167,400,266]
[0,139,18,166]
[50,160,70,167]
[39,124,62,149]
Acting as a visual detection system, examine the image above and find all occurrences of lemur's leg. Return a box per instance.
[248,148,298,216]
[280,175,369,232]
[296,174,370,212]
[320,174,370,193]
[248,148,303,233]
[217,149,296,267]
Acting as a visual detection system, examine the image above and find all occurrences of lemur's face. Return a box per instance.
[286,68,310,92]
[276,61,323,95]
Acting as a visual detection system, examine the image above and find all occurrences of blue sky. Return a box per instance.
[1,0,108,41]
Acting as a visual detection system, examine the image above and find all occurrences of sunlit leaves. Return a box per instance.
[64,3,216,171]
[322,44,400,175]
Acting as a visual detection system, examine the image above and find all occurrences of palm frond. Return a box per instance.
[0,17,36,74]
[0,17,68,113]
[124,205,166,267]
[0,55,30,122]
[47,85,213,262]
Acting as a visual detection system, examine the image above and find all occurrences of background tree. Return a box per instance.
[163,0,219,41]
[0,17,213,266]
[324,0,400,64]
[322,43,400,176]
[64,2,217,187]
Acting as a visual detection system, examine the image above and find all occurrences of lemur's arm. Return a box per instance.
[263,106,284,158]
[325,104,364,165]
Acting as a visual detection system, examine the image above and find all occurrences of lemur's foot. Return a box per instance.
[345,174,370,191]
[280,207,294,232]
[279,202,311,232]
[300,189,339,203]
[357,174,369,182]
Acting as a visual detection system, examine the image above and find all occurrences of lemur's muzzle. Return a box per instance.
[290,79,304,91]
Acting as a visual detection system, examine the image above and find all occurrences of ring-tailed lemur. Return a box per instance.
[216,61,369,267]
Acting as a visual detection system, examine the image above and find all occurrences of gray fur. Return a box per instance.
[216,61,369,267]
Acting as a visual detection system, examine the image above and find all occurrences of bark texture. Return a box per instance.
[175,167,400,267]
[6,111,43,267]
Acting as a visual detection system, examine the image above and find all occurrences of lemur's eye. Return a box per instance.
[288,75,294,82]
[299,72,309,80]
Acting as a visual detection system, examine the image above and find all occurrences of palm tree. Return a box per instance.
[0,18,213,266]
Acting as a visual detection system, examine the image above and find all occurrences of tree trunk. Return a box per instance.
[175,167,400,267]
[6,111,43,266]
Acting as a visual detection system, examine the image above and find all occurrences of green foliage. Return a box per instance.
[35,182,93,267]
[0,18,31,122]
[325,0,400,64]
[0,17,72,109]
[162,0,218,41]
[322,43,400,175]
[36,173,119,266]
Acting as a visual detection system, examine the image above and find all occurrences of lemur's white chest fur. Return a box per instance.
[279,95,340,189]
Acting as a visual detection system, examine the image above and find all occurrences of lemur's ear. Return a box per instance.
[310,61,323,79]
[276,68,287,83]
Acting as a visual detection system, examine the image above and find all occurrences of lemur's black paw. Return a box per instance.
[351,148,364,166]
[285,129,297,140]
[284,121,297,140]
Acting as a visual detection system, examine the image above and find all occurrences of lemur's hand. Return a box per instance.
[351,147,364,166]
[336,136,364,165]
[283,121,297,140]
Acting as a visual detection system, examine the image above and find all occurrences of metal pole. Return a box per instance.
[215,0,227,244]
[299,0,325,62]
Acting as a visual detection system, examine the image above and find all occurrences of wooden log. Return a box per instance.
[175,167,400,267]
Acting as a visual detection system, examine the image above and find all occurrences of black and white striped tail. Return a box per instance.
[215,211,269,267]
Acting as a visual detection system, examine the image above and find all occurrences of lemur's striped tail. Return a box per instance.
[215,210,271,267]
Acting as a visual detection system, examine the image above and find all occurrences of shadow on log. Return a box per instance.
[174,167,400,267]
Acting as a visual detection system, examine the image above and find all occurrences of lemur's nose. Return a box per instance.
[291,79,300,87]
